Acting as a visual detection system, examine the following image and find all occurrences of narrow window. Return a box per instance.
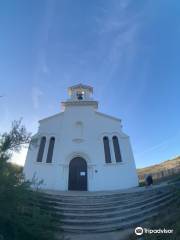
[46,137,55,163]
[37,136,46,162]
[103,136,111,163]
[112,136,122,162]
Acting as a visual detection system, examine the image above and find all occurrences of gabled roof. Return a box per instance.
[68,84,93,93]
[39,112,64,123]
[95,111,121,122]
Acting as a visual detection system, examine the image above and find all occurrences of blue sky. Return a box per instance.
[0,0,180,168]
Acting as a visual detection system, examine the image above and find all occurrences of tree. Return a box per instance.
[0,120,56,240]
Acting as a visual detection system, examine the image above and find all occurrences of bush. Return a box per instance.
[0,120,56,240]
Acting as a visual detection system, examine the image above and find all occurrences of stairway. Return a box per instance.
[40,184,176,233]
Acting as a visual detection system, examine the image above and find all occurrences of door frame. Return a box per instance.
[68,157,88,191]
[65,152,91,191]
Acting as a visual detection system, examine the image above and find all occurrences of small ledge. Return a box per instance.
[34,161,43,164]
[61,100,98,109]
[103,162,125,166]
[72,138,84,143]
[33,161,55,165]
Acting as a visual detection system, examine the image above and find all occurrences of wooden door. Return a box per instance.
[68,157,87,191]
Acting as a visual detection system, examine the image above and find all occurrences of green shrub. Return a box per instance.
[0,120,57,240]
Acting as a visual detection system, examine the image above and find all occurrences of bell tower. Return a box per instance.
[61,84,98,110]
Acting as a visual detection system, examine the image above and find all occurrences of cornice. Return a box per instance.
[61,100,98,109]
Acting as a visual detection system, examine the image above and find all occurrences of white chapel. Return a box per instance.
[24,84,138,191]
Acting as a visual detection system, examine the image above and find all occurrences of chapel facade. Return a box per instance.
[24,84,138,191]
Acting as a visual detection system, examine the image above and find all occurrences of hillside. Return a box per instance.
[137,155,180,175]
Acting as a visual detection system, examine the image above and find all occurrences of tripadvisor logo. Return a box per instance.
[135,226,174,235]
[135,227,143,235]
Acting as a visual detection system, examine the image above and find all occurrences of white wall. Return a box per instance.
[24,105,139,191]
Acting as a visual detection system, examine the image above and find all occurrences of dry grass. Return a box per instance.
[137,156,180,176]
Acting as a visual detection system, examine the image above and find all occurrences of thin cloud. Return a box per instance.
[135,133,180,158]
[32,87,43,110]
[33,0,56,82]
[95,0,145,94]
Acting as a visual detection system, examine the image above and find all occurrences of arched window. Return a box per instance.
[103,136,111,163]
[46,137,55,163]
[37,136,46,162]
[112,136,122,162]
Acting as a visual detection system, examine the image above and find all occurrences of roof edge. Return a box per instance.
[39,112,64,123]
[95,111,121,122]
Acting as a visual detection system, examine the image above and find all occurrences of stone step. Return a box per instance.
[43,193,157,205]
[40,184,178,234]
[60,212,158,233]
[42,189,169,205]
[40,191,171,212]
[42,184,172,200]
[58,197,174,233]
[42,188,170,204]
[57,196,174,226]
[53,193,173,220]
